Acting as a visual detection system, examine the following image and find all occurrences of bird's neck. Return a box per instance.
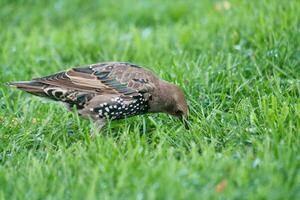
[148,80,175,114]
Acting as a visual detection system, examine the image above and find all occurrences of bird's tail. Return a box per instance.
[7,81,47,97]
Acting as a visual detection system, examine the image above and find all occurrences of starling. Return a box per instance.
[9,62,189,130]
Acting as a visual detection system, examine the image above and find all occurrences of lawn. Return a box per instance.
[0,0,299,199]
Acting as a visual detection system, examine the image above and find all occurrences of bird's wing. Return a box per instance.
[34,62,156,96]
[10,62,156,119]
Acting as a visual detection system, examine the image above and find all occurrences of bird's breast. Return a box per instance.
[91,94,150,120]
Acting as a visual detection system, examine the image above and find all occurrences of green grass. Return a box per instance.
[0,0,299,199]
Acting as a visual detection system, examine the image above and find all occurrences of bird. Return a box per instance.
[8,62,189,131]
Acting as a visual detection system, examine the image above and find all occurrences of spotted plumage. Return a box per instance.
[9,62,189,131]
[92,94,149,120]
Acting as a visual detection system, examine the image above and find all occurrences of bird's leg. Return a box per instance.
[90,118,106,135]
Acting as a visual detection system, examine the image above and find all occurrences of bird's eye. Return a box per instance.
[175,110,183,116]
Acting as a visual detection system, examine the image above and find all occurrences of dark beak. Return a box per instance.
[180,115,190,130]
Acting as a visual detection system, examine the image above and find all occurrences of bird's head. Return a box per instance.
[154,81,189,129]
[169,85,189,129]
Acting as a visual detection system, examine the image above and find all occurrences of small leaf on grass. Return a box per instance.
[215,179,227,193]
[32,118,38,124]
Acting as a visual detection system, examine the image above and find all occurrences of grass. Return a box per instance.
[0,0,299,199]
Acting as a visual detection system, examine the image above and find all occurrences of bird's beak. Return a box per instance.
[180,115,189,130]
